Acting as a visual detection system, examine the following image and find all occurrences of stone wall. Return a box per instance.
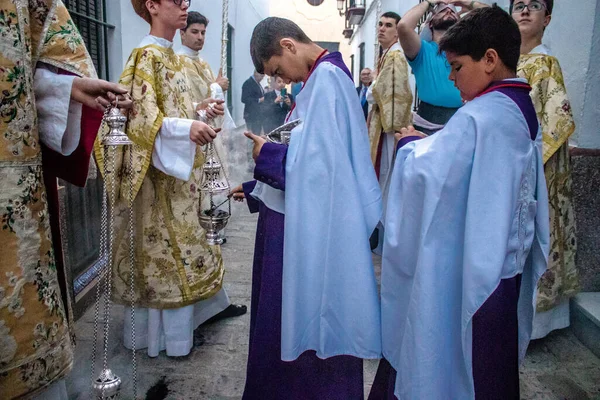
[571,148,600,292]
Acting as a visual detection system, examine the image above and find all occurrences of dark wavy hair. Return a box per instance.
[439,5,521,72]
[250,17,312,74]
[184,11,209,31]
[381,11,401,24]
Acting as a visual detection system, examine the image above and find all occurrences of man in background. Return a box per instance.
[241,70,266,134]
[397,0,487,134]
[366,11,413,253]
[357,67,373,120]
[263,76,293,134]
[178,10,247,325]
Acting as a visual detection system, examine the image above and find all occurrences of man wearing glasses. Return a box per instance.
[396,0,487,135]
[97,0,229,359]
[512,0,580,342]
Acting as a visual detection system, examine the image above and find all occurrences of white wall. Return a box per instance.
[348,0,419,96]
[485,0,600,148]
[269,0,353,69]
[105,0,269,126]
[348,0,600,148]
[229,0,270,124]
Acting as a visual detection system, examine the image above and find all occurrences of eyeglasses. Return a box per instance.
[172,0,191,6]
[512,1,546,13]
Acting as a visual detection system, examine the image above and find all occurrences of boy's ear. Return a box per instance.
[279,38,297,54]
[483,48,500,73]
[146,0,158,17]
[543,14,552,28]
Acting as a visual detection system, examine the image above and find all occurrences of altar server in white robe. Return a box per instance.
[232,17,382,399]
[371,7,550,400]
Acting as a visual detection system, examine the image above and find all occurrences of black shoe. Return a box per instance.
[203,304,247,325]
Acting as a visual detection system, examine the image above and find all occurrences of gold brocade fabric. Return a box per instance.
[181,55,215,101]
[518,54,575,163]
[518,53,579,312]
[180,54,229,177]
[368,49,413,166]
[0,1,95,398]
[95,45,224,309]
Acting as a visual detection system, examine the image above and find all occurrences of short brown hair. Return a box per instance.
[131,0,158,24]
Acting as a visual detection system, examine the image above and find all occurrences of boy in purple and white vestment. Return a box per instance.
[369,6,550,400]
[231,17,383,400]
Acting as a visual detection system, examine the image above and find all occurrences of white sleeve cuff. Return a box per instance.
[152,118,197,181]
[34,68,82,155]
[366,82,376,105]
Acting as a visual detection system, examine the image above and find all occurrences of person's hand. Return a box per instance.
[284,96,292,106]
[216,69,229,91]
[274,95,283,103]
[196,98,225,119]
[394,126,427,141]
[449,0,486,14]
[244,131,266,161]
[190,121,220,146]
[230,184,245,202]
[71,77,132,112]
[258,97,265,103]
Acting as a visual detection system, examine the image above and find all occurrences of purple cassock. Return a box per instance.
[368,81,542,400]
[241,143,364,400]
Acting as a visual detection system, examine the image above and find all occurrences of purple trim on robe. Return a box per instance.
[243,180,260,214]
[396,136,422,152]
[367,358,398,400]
[316,52,353,81]
[368,275,523,400]
[243,199,363,400]
[484,81,538,140]
[472,274,522,400]
[254,142,287,191]
[244,142,363,399]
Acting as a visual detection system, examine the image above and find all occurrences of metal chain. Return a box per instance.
[91,141,110,391]
[99,146,117,398]
[210,141,231,216]
[128,148,138,399]
[220,0,229,79]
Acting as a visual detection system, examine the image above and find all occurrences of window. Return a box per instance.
[359,42,365,72]
[63,0,114,79]
[315,41,340,54]
[227,24,234,113]
[61,0,114,314]
[350,54,355,81]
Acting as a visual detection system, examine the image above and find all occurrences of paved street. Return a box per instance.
[66,138,600,399]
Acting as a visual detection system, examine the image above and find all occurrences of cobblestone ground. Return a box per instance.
[67,134,600,399]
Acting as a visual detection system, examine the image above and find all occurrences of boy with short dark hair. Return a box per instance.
[232,17,382,399]
[372,6,550,399]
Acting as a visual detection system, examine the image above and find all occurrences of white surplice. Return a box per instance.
[381,82,550,399]
[120,35,230,358]
[253,56,383,361]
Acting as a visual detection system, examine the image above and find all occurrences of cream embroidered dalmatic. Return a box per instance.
[518,53,578,313]
[94,42,224,310]
[0,1,95,398]
[179,48,229,176]
[367,45,413,166]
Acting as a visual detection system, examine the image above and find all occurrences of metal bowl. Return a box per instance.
[199,210,230,245]
[266,119,302,145]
